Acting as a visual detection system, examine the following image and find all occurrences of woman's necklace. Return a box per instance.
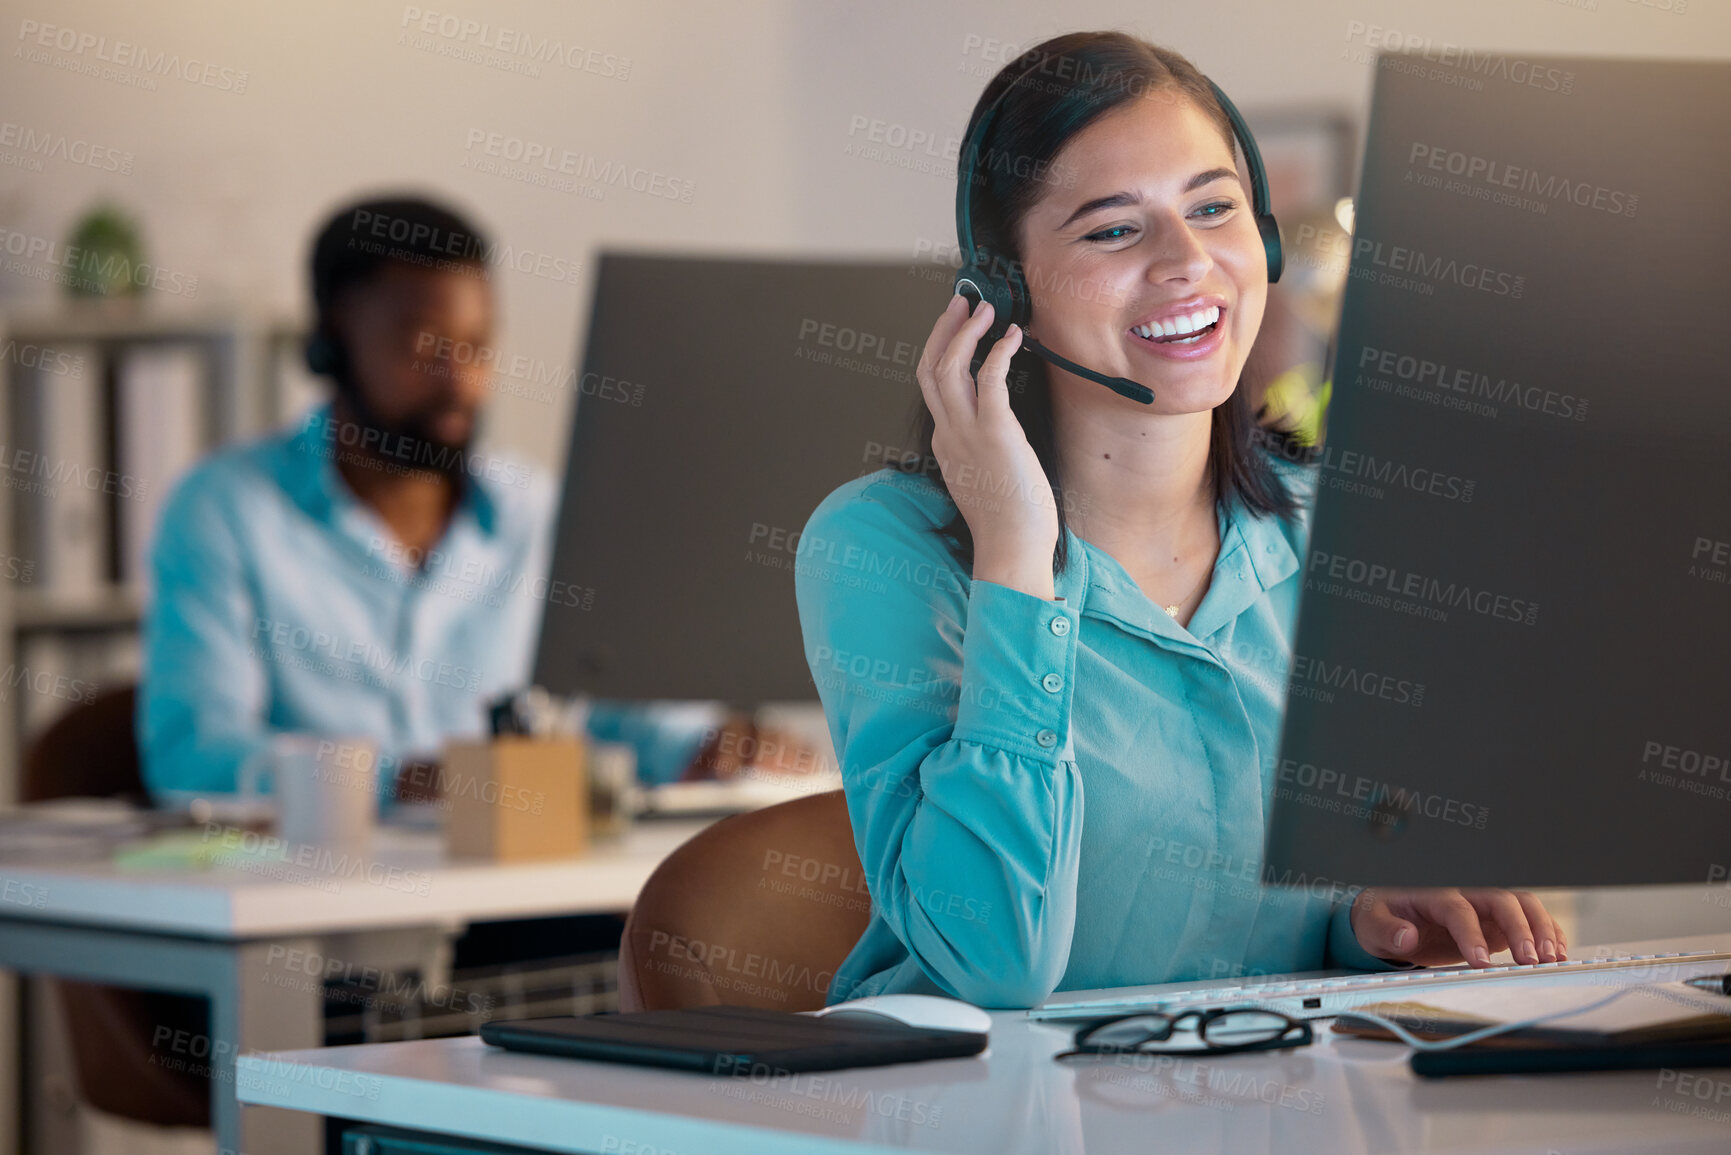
[1163,563,1213,618]
[1163,516,1220,617]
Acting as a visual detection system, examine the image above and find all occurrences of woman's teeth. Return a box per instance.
[1132,305,1222,344]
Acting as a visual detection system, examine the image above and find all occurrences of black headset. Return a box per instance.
[952,62,1282,406]
[305,314,405,444]
[304,326,348,383]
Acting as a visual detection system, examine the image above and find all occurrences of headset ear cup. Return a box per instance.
[985,272,1018,343]
[955,263,1018,343]
[304,332,337,376]
[1259,213,1284,284]
[1004,260,1032,334]
[305,329,355,394]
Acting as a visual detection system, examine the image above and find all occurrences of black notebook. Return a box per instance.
[479,1005,987,1075]
[1411,1039,1731,1078]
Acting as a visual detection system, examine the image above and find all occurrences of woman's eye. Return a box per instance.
[1193,199,1238,220]
[1083,225,1136,242]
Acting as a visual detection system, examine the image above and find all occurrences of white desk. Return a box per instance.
[0,818,709,1155]
[238,933,1731,1155]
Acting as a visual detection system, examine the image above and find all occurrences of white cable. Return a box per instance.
[1336,985,1642,1052]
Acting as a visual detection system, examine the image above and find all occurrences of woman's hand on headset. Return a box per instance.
[917,296,1058,601]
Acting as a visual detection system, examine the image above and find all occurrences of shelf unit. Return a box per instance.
[0,300,311,806]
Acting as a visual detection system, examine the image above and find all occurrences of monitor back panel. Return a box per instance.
[534,254,956,704]
[1264,55,1731,887]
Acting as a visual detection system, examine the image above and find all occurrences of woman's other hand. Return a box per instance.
[1351,886,1567,967]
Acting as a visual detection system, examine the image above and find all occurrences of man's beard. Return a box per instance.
[336,381,479,480]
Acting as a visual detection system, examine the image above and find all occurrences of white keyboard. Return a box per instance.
[1029,950,1731,1022]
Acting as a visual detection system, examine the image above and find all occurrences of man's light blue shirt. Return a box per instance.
[795,458,1394,1009]
[139,405,712,796]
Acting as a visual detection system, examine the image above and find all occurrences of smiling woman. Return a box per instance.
[926,33,1294,581]
[794,30,1565,1010]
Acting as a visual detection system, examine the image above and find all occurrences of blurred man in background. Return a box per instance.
[138,194,742,801]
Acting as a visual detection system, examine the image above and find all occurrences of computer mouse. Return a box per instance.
[810,994,992,1035]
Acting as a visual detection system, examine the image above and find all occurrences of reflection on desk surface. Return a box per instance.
[236,944,1731,1155]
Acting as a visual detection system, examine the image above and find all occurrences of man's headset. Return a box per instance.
[952,61,1283,406]
[304,326,349,385]
[305,317,396,439]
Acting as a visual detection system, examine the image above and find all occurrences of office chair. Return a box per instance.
[20,685,212,1128]
[618,789,873,1012]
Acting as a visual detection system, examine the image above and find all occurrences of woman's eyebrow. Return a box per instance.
[1056,167,1240,230]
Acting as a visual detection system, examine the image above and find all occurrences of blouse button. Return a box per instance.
[1049,616,1071,637]
[1041,673,1063,693]
[1035,729,1058,749]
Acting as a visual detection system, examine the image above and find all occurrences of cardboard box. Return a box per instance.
[442,737,589,862]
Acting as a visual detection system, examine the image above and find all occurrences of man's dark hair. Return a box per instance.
[309,194,491,318]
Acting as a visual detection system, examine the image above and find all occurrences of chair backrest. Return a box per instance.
[20,682,212,1126]
[618,789,872,1012]
[20,684,146,804]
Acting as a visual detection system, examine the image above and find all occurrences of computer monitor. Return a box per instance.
[1263,54,1731,888]
[533,253,955,705]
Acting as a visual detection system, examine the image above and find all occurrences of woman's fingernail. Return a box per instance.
[1471,947,1491,966]
[1393,927,1413,950]
[1519,940,1536,963]
[1539,939,1555,961]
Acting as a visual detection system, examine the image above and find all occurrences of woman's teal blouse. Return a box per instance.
[794,457,1394,1009]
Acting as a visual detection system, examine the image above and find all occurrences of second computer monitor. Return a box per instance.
[533,253,955,706]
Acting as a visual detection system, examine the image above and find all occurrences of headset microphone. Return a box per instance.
[1023,333,1153,404]
[952,65,1283,406]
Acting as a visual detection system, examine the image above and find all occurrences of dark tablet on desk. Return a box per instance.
[1412,1039,1731,1078]
[479,1005,987,1074]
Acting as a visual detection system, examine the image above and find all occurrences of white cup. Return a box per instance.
[239,734,379,856]
[587,741,638,839]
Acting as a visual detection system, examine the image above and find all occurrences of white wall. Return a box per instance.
[2,0,1722,473]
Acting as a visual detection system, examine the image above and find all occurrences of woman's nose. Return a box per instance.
[1142,216,1212,286]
